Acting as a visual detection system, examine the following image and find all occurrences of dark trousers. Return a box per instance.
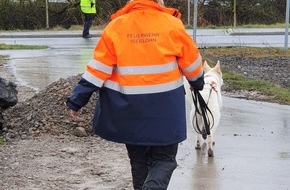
[126,144,178,190]
[82,14,94,36]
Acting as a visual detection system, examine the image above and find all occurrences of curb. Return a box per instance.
[0,31,103,38]
[0,29,288,38]
[230,32,290,36]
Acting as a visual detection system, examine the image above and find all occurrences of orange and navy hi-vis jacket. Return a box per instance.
[67,0,204,145]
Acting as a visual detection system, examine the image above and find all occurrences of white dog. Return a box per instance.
[190,61,223,157]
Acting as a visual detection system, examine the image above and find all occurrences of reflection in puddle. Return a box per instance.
[192,143,221,190]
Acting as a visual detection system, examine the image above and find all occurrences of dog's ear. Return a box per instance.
[214,60,223,85]
[203,61,211,72]
[214,60,222,75]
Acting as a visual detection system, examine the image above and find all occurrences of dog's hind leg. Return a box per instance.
[194,115,204,150]
[195,134,202,149]
[207,135,214,157]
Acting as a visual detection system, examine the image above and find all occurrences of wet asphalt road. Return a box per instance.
[0,28,288,92]
[0,30,290,190]
[169,87,290,190]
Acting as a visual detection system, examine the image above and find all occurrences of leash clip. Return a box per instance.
[210,81,218,92]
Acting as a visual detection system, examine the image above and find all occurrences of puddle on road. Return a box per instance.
[4,48,93,92]
[1,37,97,92]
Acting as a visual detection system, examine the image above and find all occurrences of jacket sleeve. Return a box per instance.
[82,29,116,87]
[174,24,204,89]
[66,78,99,111]
[67,28,115,111]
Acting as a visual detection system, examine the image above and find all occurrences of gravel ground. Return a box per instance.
[0,54,289,190]
[216,56,289,89]
[207,55,290,103]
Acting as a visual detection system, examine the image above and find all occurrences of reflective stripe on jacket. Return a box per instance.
[74,0,204,145]
[80,0,96,14]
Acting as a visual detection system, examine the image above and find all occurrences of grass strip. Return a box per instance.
[223,70,290,105]
[0,43,48,50]
[0,137,5,146]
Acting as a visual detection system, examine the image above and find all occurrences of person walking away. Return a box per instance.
[80,0,96,38]
[66,0,205,189]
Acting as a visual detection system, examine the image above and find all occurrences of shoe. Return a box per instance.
[82,34,92,38]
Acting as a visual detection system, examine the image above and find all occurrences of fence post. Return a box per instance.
[285,0,289,51]
[45,0,49,29]
[188,0,191,26]
[193,0,198,42]
[233,0,237,27]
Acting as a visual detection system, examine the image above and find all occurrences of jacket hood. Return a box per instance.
[110,0,181,20]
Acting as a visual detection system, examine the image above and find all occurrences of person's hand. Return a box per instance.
[190,84,204,91]
[69,109,81,121]
[189,73,205,91]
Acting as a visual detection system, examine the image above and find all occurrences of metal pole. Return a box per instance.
[193,0,198,42]
[284,0,289,51]
[188,0,190,26]
[233,0,237,28]
[45,0,49,29]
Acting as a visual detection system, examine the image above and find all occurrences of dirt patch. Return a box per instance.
[1,136,132,190]
[0,66,133,190]
[0,54,289,190]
